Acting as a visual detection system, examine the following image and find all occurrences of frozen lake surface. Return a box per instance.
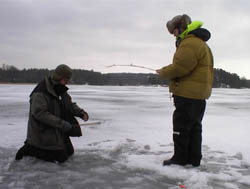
[0,84,250,189]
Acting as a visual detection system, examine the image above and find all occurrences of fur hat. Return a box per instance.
[166,14,192,34]
[52,64,72,81]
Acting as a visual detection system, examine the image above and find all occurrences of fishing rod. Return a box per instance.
[79,121,102,126]
[106,64,156,72]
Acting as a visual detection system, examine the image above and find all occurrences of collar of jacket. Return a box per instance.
[178,21,203,40]
[45,76,68,98]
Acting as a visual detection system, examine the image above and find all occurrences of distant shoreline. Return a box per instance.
[0,82,35,85]
[0,83,247,89]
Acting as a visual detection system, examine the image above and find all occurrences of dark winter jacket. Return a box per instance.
[159,23,214,100]
[26,76,84,151]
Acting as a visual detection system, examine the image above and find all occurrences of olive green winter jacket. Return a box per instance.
[26,77,83,151]
[159,27,214,99]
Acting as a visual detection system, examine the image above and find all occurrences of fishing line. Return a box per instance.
[106,64,156,72]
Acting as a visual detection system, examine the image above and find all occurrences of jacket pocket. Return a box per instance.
[39,127,59,147]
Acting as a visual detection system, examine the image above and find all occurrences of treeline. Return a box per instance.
[0,65,249,88]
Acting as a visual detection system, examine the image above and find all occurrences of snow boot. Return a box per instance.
[163,158,185,166]
[15,144,30,160]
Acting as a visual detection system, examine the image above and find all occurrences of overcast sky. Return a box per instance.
[1,0,250,78]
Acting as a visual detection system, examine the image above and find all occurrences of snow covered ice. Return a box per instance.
[1,84,250,189]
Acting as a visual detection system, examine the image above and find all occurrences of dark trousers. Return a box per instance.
[16,137,74,163]
[172,95,206,165]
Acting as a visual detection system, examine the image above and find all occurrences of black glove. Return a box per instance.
[80,110,89,121]
[67,124,82,137]
[62,121,73,133]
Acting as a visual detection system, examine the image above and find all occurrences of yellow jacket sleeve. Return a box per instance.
[159,43,198,80]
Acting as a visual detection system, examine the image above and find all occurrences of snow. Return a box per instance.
[0,84,250,189]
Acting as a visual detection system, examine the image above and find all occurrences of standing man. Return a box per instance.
[15,64,89,163]
[157,14,214,167]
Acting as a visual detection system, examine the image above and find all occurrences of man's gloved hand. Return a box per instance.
[80,110,89,121]
[68,124,82,137]
[62,121,73,133]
